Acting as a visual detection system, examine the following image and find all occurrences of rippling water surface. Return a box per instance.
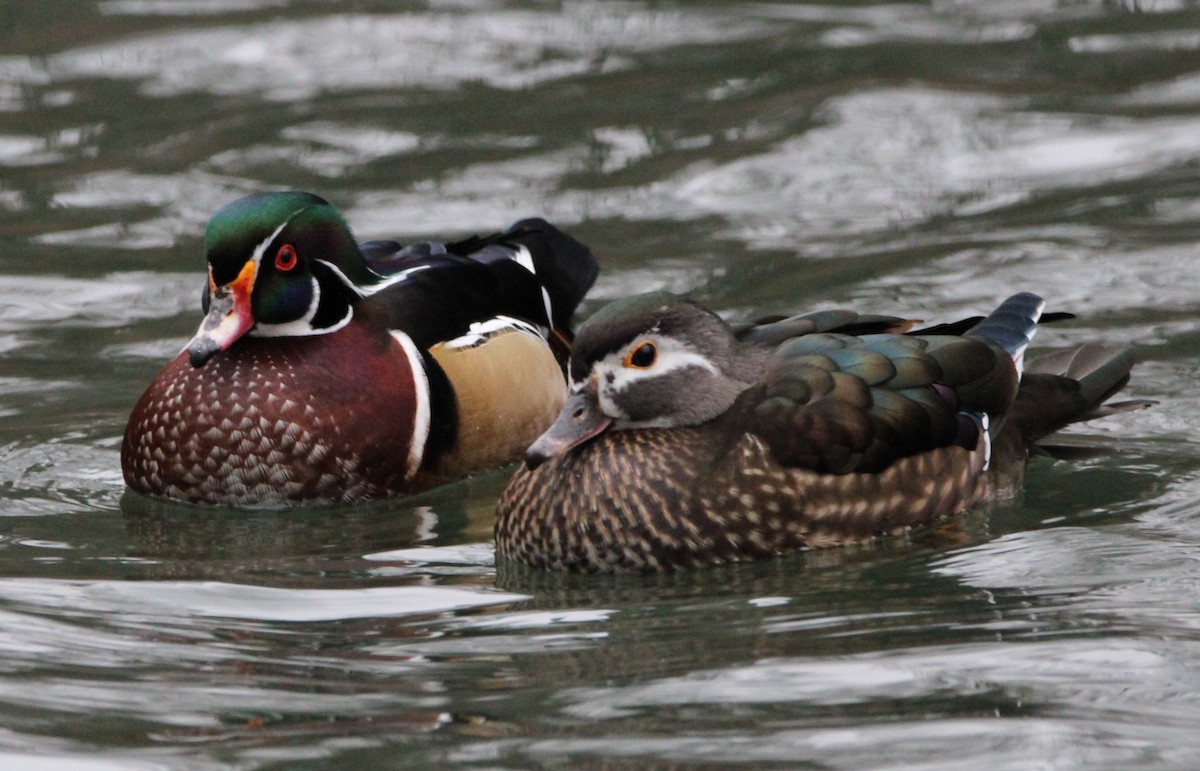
[3,1,1200,767]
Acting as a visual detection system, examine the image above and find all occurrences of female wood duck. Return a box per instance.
[122,191,598,507]
[495,292,1147,572]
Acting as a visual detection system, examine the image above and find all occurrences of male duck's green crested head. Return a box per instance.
[188,191,376,367]
[527,292,755,467]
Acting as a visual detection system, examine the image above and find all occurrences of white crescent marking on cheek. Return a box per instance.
[593,362,631,421]
[250,277,354,337]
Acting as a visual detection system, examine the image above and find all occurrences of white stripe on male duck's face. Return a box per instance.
[189,206,376,366]
[189,210,342,364]
[186,218,294,365]
[250,218,293,272]
[316,259,433,298]
[587,333,721,427]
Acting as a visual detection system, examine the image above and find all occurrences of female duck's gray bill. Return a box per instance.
[524,387,613,469]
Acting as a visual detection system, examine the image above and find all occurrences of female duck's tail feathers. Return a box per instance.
[913,310,1074,338]
[1022,344,1144,418]
[1005,343,1153,448]
[965,292,1046,373]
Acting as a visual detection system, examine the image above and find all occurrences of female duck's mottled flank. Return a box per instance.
[122,191,598,507]
[495,292,1148,572]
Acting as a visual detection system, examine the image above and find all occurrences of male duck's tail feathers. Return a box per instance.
[1005,344,1152,448]
[965,292,1046,373]
[449,218,599,333]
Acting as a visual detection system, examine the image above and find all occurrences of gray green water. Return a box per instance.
[2,1,1200,768]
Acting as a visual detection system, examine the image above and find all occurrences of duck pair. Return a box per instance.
[122,192,1148,572]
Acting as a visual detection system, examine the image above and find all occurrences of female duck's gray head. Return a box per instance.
[526,292,754,467]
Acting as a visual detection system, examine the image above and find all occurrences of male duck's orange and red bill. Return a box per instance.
[121,191,598,507]
[495,292,1149,572]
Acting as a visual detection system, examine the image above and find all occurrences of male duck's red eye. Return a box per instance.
[275,243,298,271]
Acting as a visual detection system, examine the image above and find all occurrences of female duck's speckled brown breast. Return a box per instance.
[497,417,991,573]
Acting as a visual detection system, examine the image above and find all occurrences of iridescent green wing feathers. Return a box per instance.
[745,333,1018,474]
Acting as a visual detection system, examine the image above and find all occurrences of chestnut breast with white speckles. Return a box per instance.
[121,320,426,507]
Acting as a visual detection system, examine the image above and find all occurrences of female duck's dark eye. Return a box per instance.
[275,243,298,271]
[625,341,657,369]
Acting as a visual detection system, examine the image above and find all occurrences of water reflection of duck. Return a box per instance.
[118,482,489,583]
[121,192,597,508]
[497,292,1149,573]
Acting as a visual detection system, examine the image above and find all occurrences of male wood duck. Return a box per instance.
[122,191,598,507]
[495,292,1148,572]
